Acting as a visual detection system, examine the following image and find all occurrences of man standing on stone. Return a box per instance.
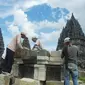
[61,37,79,85]
[2,32,28,73]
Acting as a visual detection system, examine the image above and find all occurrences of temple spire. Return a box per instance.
[56,14,85,69]
[0,28,4,57]
[71,13,75,19]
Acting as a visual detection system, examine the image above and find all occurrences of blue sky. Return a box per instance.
[0,0,85,51]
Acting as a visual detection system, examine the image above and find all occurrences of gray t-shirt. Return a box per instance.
[61,44,79,64]
[68,45,79,64]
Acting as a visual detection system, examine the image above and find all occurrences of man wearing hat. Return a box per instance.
[2,32,28,74]
[32,36,42,50]
[61,37,79,85]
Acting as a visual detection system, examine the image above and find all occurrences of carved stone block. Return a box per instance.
[37,56,49,64]
[37,50,50,57]
[46,65,62,81]
[34,65,46,81]
[15,49,37,64]
[50,51,61,57]
[12,64,24,78]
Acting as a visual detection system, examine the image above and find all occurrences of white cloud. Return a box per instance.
[1,0,85,28]
[46,0,85,30]
[2,0,85,50]
[0,0,47,18]
[22,22,38,38]
[7,7,65,50]
[40,29,62,45]
[37,18,65,30]
[7,9,38,38]
[14,9,28,26]
[21,0,41,10]
[39,30,62,51]
[40,30,60,42]
[8,24,20,35]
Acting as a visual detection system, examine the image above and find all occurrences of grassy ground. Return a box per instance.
[79,77,85,83]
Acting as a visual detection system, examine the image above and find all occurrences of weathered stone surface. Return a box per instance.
[15,49,37,64]
[15,49,31,58]
[12,64,46,79]
[15,48,37,57]
[37,61,49,64]
[21,50,37,64]
[49,57,61,61]
[0,74,10,85]
[12,64,24,78]
[50,51,61,57]
[23,64,34,78]
[46,65,63,81]
[37,49,50,57]
[12,64,19,77]
[46,81,75,85]
[21,49,31,59]
[37,56,49,64]
[14,79,83,85]
[46,80,84,85]
[14,58,23,64]
[14,78,40,85]
[46,81,63,85]
[49,50,63,64]
[79,70,85,77]
[34,65,46,81]
[37,56,49,61]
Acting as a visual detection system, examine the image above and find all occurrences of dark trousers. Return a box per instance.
[2,48,15,73]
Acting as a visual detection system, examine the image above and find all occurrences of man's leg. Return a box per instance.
[71,69,78,85]
[2,48,8,72]
[6,48,14,73]
[64,66,70,85]
[2,48,14,73]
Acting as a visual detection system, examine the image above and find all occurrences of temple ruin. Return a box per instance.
[57,14,85,68]
[0,15,85,85]
[0,28,4,58]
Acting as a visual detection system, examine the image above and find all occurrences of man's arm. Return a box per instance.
[61,47,65,58]
[36,39,40,46]
[61,48,64,59]
[16,34,23,49]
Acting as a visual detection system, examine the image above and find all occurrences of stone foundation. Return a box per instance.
[0,74,10,85]
[14,78,40,85]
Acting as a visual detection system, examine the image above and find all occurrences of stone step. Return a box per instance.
[46,80,85,85]
[14,78,40,85]
[13,78,85,85]
[46,81,64,85]
[0,74,11,85]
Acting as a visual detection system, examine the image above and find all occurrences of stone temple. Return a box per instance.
[56,14,85,68]
[0,16,85,85]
